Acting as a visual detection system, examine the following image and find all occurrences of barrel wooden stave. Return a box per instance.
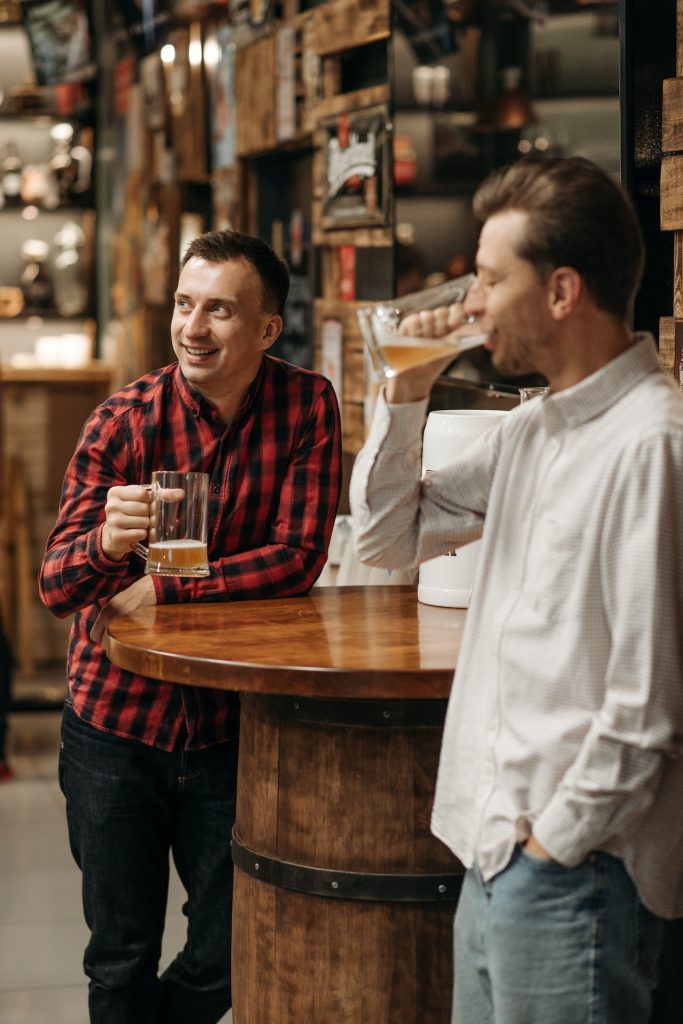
[232,692,461,1023]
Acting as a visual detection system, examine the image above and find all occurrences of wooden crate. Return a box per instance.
[312,0,390,58]
[659,316,683,379]
[275,10,319,142]
[235,34,278,156]
[164,23,209,181]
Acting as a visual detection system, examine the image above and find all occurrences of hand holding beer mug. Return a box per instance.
[357,272,487,382]
[133,471,210,578]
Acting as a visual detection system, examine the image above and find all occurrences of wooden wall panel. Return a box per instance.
[660,156,683,230]
[658,316,683,378]
[312,0,389,57]
[662,78,683,153]
[235,36,277,156]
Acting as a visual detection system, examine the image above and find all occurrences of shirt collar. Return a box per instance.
[542,333,661,432]
[173,359,267,425]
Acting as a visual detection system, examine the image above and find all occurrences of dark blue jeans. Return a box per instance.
[59,701,237,1024]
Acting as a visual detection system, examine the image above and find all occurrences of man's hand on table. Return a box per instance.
[90,575,157,644]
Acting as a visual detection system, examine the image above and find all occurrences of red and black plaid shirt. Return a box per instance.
[39,356,342,750]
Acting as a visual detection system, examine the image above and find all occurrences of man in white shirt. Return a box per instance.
[350,156,683,1024]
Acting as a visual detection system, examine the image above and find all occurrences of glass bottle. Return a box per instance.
[20,239,53,310]
[52,221,87,316]
[1,141,23,205]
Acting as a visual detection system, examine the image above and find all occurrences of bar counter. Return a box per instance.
[105,585,466,1023]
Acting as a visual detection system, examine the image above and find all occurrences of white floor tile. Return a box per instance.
[0,865,83,925]
[0,920,90,988]
[0,781,73,869]
[0,985,89,1024]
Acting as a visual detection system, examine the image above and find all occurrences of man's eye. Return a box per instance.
[176,299,190,309]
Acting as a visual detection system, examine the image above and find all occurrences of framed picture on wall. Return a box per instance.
[21,0,93,85]
[321,105,390,230]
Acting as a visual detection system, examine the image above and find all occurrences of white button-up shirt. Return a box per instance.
[350,336,683,918]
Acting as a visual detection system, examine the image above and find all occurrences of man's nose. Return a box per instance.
[184,307,210,335]
[463,279,485,318]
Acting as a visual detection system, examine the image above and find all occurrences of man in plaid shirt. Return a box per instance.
[39,230,342,1024]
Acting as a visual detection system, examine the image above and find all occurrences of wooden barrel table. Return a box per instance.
[105,586,465,1023]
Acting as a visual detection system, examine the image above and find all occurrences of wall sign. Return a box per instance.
[321,105,390,230]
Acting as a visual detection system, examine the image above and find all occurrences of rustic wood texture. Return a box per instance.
[164,25,209,181]
[313,299,366,404]
[661,154,683,229]
[297,10,320,135]
[658,316,683,378]
[662,78,683,153]
[316,82,391,120]
[674,232,683,318]
[235,35,277,156]
[312,298,371,450]
[1,369,113,667]
[105,586,463,698]
[232,691,459,1023]
[312,0,390,57]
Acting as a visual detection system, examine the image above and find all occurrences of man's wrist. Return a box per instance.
[524,833,554,861]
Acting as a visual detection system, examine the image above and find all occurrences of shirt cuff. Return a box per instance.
[375,389,429,448]
[88,525,135,575]
[532,795,598,867]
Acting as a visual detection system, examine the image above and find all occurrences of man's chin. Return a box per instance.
[491,350,533,380]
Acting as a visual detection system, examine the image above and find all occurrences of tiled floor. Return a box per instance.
[0,672,231,1023]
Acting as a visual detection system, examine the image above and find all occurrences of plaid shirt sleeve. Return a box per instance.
[38,403,141,616]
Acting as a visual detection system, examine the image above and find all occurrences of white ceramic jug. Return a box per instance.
[418,409,506,608]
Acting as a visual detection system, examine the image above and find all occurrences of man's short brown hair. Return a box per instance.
[181,229,290,315]
[472,157,645,320]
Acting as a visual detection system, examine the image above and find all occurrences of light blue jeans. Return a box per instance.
[453,846,663,1024]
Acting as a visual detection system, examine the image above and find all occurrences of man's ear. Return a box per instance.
[260,314,283,351]
[548,266,582,322]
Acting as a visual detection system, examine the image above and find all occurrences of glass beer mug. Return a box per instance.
[357,272,487,381]
[133,471,210,578]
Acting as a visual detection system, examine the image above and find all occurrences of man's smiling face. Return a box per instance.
[171,255,280,403]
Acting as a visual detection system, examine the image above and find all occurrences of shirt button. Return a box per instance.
[213,485,220,494]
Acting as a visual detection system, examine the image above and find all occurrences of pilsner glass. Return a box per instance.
[357,272,487,382]
[133,470,210,578]
[518,386,549,403]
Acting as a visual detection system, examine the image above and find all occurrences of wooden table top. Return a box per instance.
[105,585,465,699]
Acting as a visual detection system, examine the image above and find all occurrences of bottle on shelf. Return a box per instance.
[20,238,53,310]
[52,220,88,316]
[1,140,23,206]
[48,122,92,205]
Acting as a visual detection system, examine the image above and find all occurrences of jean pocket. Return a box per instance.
[518,845,582,875]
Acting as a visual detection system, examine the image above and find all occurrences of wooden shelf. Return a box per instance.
[0,362,112,385]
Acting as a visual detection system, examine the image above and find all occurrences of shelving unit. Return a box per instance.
[0,16,103,671]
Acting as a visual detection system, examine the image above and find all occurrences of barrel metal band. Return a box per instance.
[242,694,449,728]
[231,830,462,903]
